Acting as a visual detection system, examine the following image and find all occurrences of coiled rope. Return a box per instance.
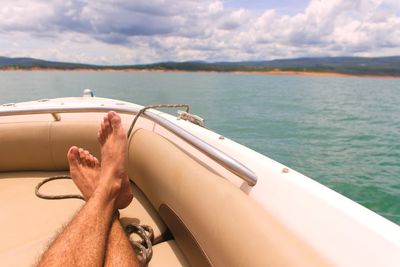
[126,223,154,263]
[35,175,153,265]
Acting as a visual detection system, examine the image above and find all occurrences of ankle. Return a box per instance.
[93,180,121,204]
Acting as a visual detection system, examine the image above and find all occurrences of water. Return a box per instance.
[1,71,399,224]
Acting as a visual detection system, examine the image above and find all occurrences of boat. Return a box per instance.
[0,89,399,266]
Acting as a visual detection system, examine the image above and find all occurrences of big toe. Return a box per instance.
[108,111,121,129]
[67,146,80,165]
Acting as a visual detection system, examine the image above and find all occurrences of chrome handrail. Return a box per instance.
[0,105,258,186]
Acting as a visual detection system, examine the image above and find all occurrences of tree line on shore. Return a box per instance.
[1,56,400,76]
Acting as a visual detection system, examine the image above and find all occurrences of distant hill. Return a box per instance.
[0,56,99,69]
[216,56,400,68]
[214,56,400,76]
[1,56,400,76]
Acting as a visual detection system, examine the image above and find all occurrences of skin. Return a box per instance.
[37,111,139,267]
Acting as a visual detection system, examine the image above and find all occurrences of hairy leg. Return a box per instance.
[37,111,138,267]
[105,216,140,267]
[98,111,139,266]
[37,171,120,267]
[66,112,139,266]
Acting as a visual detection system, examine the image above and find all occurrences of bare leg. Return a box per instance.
[37,168,120,267]
[37,111,138,267]
[98,111,133,209]
[67,112,139,266]
[105,216,140,267]
[69,147,139,267]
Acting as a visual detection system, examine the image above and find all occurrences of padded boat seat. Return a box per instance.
[150,241,190,267]
[0,171,166,266]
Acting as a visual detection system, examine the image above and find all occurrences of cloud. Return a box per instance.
[0,0,399,64]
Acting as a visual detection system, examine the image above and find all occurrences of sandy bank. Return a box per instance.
[1,68,399,78]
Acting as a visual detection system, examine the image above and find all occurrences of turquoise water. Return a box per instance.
[1,71,399,224]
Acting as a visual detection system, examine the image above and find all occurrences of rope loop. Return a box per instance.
[125,223,154,264]
[35,175,84,200]
[127,104,190,136]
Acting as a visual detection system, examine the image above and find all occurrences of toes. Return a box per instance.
[98,111,122,146]
[103,115,111,133]
[97,131,104,145]
[108,111,121,129]
[93,157,100,167]
[78,148,87,166]
[100,121,106,133]
[87,154,95,168]
[83,150,91,166]
[67,146,80,164]
[99,120,110,142]
[73,148,98,168]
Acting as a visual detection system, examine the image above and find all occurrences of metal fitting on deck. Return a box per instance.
[83,89,94,97]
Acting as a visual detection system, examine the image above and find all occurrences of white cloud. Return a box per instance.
[0,0,399,64]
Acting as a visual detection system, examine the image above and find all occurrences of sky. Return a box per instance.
[1,0,400,65]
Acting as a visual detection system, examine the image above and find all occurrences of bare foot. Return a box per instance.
[97,111,133,209]
[67,146,100,200]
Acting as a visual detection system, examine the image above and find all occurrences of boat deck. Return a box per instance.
[0,171,188,266]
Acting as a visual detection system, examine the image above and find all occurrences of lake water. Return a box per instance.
[1,71,399,224]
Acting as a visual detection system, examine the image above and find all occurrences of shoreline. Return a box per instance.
[1,68,399,79]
